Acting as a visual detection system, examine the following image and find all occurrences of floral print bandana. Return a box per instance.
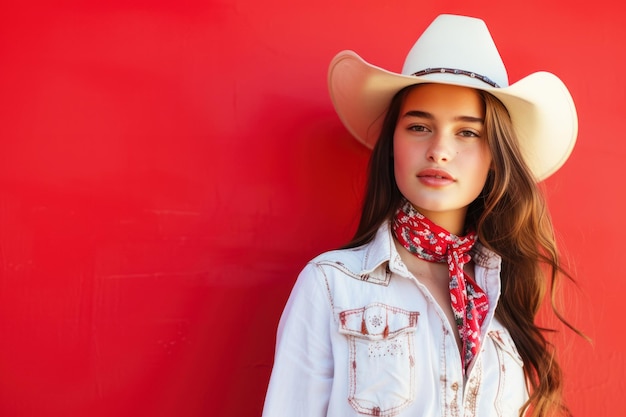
[392,200,489,373]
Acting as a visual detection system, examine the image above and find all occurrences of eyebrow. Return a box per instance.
[402,110,484,124]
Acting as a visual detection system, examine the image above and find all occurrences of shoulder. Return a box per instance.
[296,222,396,288]
[300,245,371,283]
[311,245,367,268]
[305,231,393,286]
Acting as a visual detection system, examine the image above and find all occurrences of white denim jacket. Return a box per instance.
[263,222,528,417]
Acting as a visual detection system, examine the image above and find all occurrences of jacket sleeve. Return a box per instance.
[262,262,334,417]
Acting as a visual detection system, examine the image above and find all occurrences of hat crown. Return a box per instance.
[327,14,577,181]
[401,14,509,88]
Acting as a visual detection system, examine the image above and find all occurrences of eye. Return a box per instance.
[458,129,481,138]
[408,124,430,133]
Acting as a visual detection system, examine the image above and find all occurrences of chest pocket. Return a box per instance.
[338,303,419,417]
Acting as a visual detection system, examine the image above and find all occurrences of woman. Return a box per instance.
[263,14,581,417]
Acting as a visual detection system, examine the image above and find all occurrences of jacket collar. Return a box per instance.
[359,222,409,282]
[360,221,503,289]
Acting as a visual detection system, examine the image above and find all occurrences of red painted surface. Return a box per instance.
[0,1,622,416]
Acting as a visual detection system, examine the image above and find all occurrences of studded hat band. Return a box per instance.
[412,67,500,88]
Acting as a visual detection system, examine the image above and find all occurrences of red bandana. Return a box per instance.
[392,200,489,373]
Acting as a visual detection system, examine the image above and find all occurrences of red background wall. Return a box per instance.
[0,1,622,416]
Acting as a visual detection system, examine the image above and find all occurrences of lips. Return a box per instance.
[417,168,455,186]
[417,168,454,180]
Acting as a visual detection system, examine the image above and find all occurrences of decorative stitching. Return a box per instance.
[341,303,419,416]
[314,260,392,286]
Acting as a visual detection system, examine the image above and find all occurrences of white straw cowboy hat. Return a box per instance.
[328,14,578,181]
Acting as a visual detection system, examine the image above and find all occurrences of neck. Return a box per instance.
[414,206,468,236]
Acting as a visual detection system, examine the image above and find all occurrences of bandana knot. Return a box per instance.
[392,200,489,373]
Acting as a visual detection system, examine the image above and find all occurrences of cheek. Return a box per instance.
[477,152,492,174]
[392,141,414,179]
[392,139,414,194]
[393,132,422,164]
[392,135,405,173]
[481,149,493,176]
[469,152,492,189]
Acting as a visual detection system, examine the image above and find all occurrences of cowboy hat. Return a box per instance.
[327,14,578,181]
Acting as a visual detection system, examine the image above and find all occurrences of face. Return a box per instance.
[393,83,492,233]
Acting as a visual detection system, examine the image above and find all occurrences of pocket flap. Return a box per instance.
[339,303,419,340]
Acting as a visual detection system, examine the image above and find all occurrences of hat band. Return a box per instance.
[411,67,500,88]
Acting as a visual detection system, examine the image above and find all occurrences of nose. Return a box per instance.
[426,134,454,163]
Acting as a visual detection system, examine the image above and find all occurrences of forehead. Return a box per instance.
[400,84,485,117]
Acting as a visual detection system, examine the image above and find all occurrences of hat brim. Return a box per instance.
[328,50,578,181]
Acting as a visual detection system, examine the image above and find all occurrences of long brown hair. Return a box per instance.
[344,84,583,417]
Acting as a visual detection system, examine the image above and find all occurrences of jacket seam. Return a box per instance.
[311,262,337,325]
[313,260,391,287]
